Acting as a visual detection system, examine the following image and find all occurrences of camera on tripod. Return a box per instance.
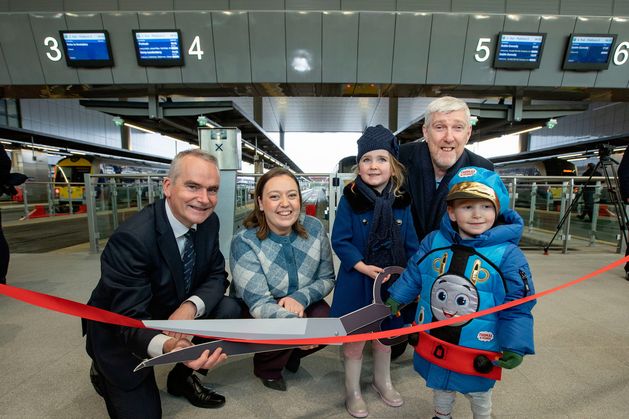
[545,142,628,255]
[598,143,614,161]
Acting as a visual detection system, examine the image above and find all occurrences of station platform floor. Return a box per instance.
[1,245,628,418]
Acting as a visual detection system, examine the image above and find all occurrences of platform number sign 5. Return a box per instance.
[474,38,492,62]
[44,36,62,62]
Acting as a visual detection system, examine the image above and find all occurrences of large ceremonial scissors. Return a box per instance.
[135,266,405,371]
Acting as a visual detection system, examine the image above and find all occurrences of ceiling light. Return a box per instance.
[124,122,156,134]
[508,126,543,136]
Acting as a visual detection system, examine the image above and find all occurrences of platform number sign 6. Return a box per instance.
[613,41,629,66]
[44,36,62,62]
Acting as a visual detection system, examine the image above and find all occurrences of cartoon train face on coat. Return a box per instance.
[430,274,479,326]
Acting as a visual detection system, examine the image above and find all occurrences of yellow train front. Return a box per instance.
[52,155,94,212]
[52,155,169,213]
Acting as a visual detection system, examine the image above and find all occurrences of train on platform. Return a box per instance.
[336,155,357,174]
[52,155,168,212]
[494,157,577,177]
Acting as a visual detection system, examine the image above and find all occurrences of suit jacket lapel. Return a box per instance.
[155,199,186,300]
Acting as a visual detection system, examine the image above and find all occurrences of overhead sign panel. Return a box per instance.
[493,32,546,69]
[562,34,616,70]
[59,30,114,68]
[132,30,184,67]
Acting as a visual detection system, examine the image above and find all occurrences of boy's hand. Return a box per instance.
[385,297,401,316]
[496,350,523,369]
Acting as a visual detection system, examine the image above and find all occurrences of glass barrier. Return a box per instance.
[503,176,624,252]
[0,173,623,256]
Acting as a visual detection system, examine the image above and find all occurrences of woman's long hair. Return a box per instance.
[243,167,308,240]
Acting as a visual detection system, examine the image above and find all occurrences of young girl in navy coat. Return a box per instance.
[329,125,419,417]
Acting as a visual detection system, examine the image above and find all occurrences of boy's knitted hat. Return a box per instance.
[446,167,509,214]
[356,125,399,163]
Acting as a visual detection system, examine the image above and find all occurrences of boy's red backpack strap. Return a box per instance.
[414,330,503,380]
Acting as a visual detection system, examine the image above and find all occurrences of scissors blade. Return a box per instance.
[142,317,348,341]
[134,339,304,371]
[339,303,392,335]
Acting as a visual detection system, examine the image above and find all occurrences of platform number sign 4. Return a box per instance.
[188,35,204,60]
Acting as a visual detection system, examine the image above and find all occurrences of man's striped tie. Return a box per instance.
[182,229,195,293]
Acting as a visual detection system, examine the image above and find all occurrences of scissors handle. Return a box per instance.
[374,266,411,346]
[372,266,405,304]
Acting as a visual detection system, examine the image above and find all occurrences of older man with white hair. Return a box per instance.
[400,96,494,243]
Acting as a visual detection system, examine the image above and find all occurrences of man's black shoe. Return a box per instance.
[89,362,104,397]
[260,377,287,391]
[167,373,225,408]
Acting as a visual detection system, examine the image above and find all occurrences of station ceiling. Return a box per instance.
[8,82,626,145]
[78,98,302,172]
[1,7,628,166]
[75,91,598,147]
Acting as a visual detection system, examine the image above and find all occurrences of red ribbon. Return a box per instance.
[1,255,627,345]
[0,283,144,329]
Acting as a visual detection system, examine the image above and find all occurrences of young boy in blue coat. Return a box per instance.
[386,166,535,419]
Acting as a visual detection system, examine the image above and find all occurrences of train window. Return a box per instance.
[336,155,357,173]
[54,166,91,183]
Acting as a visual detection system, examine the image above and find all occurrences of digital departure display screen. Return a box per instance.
[562,34,616,70]
[59,31,114,68]
[133,30,184,67]
[493,32,546,69]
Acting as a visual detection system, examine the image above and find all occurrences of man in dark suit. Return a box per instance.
[84,149,242,418]
[394,96,494,359]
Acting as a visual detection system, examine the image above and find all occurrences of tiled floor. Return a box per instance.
[1,248,628,418]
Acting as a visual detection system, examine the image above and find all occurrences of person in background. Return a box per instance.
[386,167,535,419]
[0,143,26,284]
[577,162,602,221]
[84,149,242,418]
[229,167,335,392]
[394,96,494,360]
[618,148,629,280]
[329,125,419,417]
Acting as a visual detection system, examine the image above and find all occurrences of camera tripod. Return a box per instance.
[544,145,628,256]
